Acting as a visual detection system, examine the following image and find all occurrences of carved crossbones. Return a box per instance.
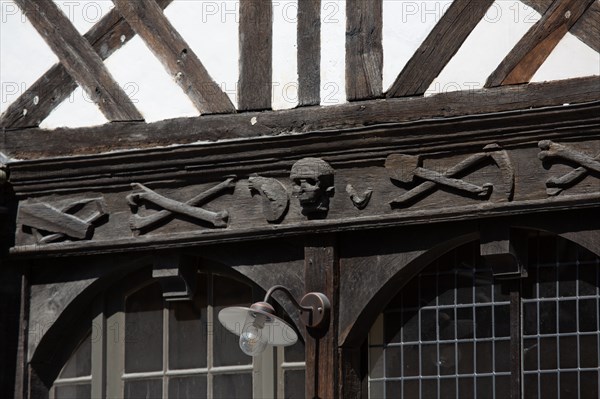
[538,140,600,196]
[387,143,514,207]
[127,177,236,234]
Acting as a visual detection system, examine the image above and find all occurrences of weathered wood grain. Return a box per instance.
[112,0,235,115]
[346,0,383,100]
[387,0,495,97]
[238,0,273,111]
[297,0,321,106]
[0,0,174,129]
[2,76,598,159]
[521,0,600,53]
[19,203,93,239]
[8,100,599,196]
[571,0,600,53]
[12,0,143,122]
[486,0,596,87]
[304,235,338,399]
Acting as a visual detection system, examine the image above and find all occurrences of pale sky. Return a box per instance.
[1,0,598,129]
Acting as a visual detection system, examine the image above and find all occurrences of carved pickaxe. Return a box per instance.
[128,177,236,232]
[388,144,514,206]
[538,140,600,196]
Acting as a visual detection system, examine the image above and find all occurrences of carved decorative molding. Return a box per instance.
[480,222,528,279]
[248,175,289,223]
[152,254,198,301]
[8,135,600,257]
[19,197,107,243]
[127,177,236,234]
[538,140,600,196]
[386,143,515,208]
[290,158,335,218]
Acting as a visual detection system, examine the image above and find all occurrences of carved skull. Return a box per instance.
[290,158,335,215]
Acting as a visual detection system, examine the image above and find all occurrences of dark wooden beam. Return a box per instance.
[238,0,273,111]
[13,0,143,122]
[2,76,598,160]
[571,0,600,53]
[387,0,495,98]
[486,0,596,87]
[0,0,174,129]
[297,0,321,106]
[112,0,235,115]
[521,0,600,53]
[304,235,338,399]
[346,0,383,100]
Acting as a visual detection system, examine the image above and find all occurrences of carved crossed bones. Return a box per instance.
[538,140,600,196]
[127,177,236,234]
[387,143,514,207]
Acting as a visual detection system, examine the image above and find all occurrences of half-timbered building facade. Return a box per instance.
[1,0,599,398]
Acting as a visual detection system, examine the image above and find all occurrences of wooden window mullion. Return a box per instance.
[509,282,522,399]
[91,296,106,399]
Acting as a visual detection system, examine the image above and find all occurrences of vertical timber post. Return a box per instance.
[304,234,339,398]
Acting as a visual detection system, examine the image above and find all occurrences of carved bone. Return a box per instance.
[128,177,236,233]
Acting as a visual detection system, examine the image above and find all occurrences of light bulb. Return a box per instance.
[239,324,268,356]
[238,312,269,356]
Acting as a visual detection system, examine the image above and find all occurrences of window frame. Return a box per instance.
[50,265,305,399]
[367,234,600,398]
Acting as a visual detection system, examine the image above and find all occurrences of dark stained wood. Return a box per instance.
[346,0,383,100]
[3,76,598,159]
[521,0,600,53]
[339,347,363,399]
[238,0,272,111]
[112,0,235,115]
[571,0,600,53]
[480,222,527,278]
[7,101,599,193]
[485,0,596,87]
[387,0,495,97]
[19,203,93,240]
[304,235,338,399]
[13,271,29,399]
[0,0,174,129]
[13,0,143,122]
[297,0,321,106]
[509,284,521,399]
[152,253,197,301]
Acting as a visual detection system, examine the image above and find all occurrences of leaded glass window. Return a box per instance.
[369,234,600,399]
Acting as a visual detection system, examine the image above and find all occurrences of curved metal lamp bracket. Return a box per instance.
[264,285,331,330]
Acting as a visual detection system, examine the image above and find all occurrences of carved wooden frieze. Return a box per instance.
[18,197,107,244]
[386,143,515,208]
[10,139,600,255]
[538,140,600,196]
[127,177,236,235]
[248,175,289,223]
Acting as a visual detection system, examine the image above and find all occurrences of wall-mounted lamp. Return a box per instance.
[218,285,331,356]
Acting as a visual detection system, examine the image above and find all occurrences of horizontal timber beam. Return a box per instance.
[2,77,599,160]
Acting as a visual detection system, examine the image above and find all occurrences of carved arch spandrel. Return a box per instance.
[338,209,600,347]
[28,241,306,386]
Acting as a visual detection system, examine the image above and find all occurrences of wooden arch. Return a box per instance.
[339,208,600,348]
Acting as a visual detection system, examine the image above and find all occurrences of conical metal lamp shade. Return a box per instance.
[218,305,298,347]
